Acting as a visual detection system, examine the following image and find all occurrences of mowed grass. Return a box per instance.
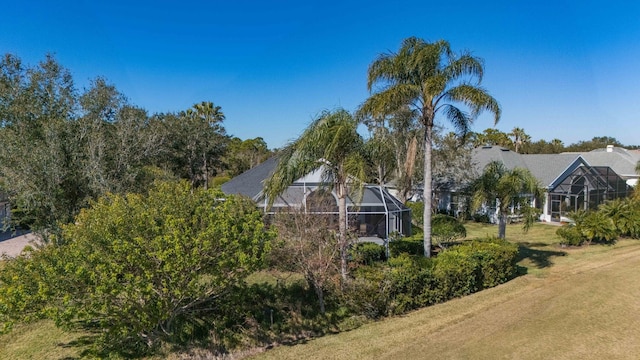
[252,224,640,360]
[0,320,86,359]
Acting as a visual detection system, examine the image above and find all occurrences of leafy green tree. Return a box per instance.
[264,108,366,280]
[224,136,272,177]
[364,127,397,185]
[471,161,542,239]
[431,214,466,249]
[523,138,565,154]
[0,181,273,353]
[432,131,475,198]
[471,128,512,148]
[565,136,623,152]
[360,37,500,257]
[0,54,83,233]
[154,102,228,189]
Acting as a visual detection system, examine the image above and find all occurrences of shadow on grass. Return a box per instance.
[516,242,567,274]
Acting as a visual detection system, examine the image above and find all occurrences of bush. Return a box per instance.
[405,201,424,227]
[465,238,519,288]
[556,224,586,246]
[432,248,479,300]
[387,254,436,312]
[350,242,386,265]
[567,209,619,245]
[473,213,491,223]
[581,211,619,243]
[342,238,519,319]
[598,198,640,239]
[431,214,466,248]
[0,181,274,355]
[389,237,423,257]
[341,265,394,319]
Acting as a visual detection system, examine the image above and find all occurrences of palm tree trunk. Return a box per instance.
[337,182,349,280]
[423,125,433,258]
[498,211,507,239]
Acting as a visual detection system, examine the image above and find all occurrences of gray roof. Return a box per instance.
[220,157,408,212]
[472,146,586,188]
[472,146,524,173]
[579,147,640,177]
[472,145,639,189]
[220,157,278,199]
[521,154,585,187]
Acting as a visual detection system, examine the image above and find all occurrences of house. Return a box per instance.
[437,145,637,223]
[221,158,412,240]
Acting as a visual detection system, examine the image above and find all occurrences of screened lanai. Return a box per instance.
[548,166,632,221]
[261,184,412,239]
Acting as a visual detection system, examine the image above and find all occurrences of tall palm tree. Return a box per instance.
[183,101,226,189]
[509,127,529,153]
[471,161,542,239]
[360,37,500,257]
[264,109,366,280]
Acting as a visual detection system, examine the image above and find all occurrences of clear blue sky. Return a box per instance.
[2,0,639,148]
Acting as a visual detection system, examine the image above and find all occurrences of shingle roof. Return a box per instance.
[472,145,640,188]
[521,154,584,187]
[472,146,523,173]
[472,146,584,187]
[580,147,640,177]
[220,157,278,199]
[220,157,408,212]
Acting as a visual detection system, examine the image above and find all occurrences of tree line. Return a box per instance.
[0,54,272,234]
[468,127,637,153]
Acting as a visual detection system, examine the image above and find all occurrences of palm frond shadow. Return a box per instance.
[516,242,567,274]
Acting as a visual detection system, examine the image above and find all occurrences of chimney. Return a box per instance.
[606,145,614,152]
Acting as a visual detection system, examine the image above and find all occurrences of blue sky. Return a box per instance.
[2,0,639,148]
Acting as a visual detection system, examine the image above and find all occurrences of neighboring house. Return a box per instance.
[221,157,412,240]
[436,145,637,223]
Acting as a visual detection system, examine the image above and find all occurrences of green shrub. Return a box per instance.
[342,265,393,319]
[431,214,466,248]
[465,238,518,288]
[570,210,619,244]
[473,213,491,223]
[432,249,479,300]
[598,198,640,239]
[350,242,386,265]
[387,254,436,313]
[342,238,519,321]
[406,201,424,227]
[0,181,274,355]
[389,237,423,257]
[556,224,586,246]
[583,211,619,243]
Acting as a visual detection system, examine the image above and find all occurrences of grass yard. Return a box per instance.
[252,224,640,360]
[0,321,86,359]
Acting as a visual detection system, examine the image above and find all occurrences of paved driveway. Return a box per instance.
[0,232,40,257]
